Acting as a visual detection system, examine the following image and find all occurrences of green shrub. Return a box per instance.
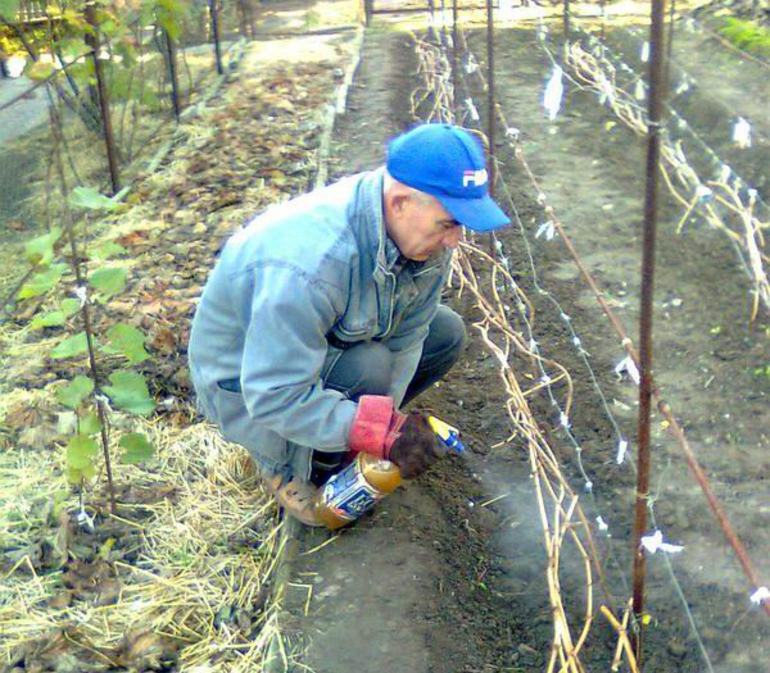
[719,17,770,57]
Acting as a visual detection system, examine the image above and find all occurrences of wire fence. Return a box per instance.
[405,0,768,669]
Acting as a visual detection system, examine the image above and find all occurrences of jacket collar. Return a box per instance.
[358,167,401,272]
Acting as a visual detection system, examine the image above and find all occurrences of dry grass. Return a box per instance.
[0,416,286,671]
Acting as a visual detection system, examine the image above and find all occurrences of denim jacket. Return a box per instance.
[188,168,452,478]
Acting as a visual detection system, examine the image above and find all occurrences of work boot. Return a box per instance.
[310,450,346,486]
[263,474,324,527]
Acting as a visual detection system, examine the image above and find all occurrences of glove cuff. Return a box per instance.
[349,395,406,460]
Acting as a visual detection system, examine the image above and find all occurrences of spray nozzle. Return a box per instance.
[427,415,465,453]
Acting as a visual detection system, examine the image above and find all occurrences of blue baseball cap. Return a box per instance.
[386,124,510,232]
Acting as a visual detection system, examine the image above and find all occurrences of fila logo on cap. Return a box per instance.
[463,168,488,187]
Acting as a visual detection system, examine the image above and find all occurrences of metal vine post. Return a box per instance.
[631,0,668,661]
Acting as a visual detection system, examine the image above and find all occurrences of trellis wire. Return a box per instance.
[414,25,633,672]
[450,10,769,618]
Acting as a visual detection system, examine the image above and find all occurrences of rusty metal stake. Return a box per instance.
[84,4,121,195]
[563,0,571,38]
[427,0,437,43]
[210,0,224,75]
[486,0,496,257]
[486,0,495,197]
[452,0,458,120]
[631,0,668,662]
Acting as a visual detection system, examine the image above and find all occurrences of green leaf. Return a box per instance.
[79,411,102,435]
[31,311,66,329]
[0,0,21,21]
[25,61,56,81]
[25,227,62,266]
[51,332,89,360]
[119,432,154,464]
[61,37,92,61]
[19,264,67,299]
[57,375,94,409]
[66,434,99,470]
[104,370,155,416]
[62,298,81,317]
[70,186,118,211]
[91,241,126,260]
[67,463,96,484]
[35,298,82,327]
[89,267,127,298]
[106,323,149,364]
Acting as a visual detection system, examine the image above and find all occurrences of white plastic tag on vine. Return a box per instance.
[635,80,645,101]
[75,285,88,307]
[596,515,609,532]
[750,586,769,605]
[733,117,752,149]
[543,65,564,121]
[535,220,556,240]
[641,530,684,554]
[718,164,731,183]
[616,439,628,465]
[465,56,478,74]
[465,97,480,121]
[77,508,96,534]
[696,185,713,202]
[614,355,640,385]
[640,41,650,62]
[675,79,689,96]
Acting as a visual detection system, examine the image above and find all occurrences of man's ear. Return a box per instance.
[388,191,410,217]
[391,190,409,215]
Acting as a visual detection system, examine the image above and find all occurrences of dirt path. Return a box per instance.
[277,19,768,673]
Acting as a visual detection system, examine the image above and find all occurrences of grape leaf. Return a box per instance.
[70,186,118,211]
[25,227,62,266]
[51,332,89,360]
[106,323,149,364]
[119,432,154,464]
[57,375,94,409]
[89,267,127,298]
[103,371,155,416]
[66,434,99,470]
[79,411,102,435]
[19,264,67,299]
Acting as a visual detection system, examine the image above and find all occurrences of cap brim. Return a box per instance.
[436,193,511,232]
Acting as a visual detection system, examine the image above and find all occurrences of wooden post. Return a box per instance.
[166,30,181,121]
[209,0,223,75]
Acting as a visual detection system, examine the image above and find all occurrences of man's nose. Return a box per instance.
[444,226,464,248]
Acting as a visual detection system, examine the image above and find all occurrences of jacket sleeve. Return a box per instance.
[238,263,357,450]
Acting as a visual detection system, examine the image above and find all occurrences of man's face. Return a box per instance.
[389,193,464,261]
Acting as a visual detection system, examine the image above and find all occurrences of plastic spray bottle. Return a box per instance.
[314,415,464,530]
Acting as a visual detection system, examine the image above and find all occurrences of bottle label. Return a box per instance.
[321,461,383,521]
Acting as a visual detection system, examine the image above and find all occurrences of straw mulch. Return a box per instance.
[0,413,286,672]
